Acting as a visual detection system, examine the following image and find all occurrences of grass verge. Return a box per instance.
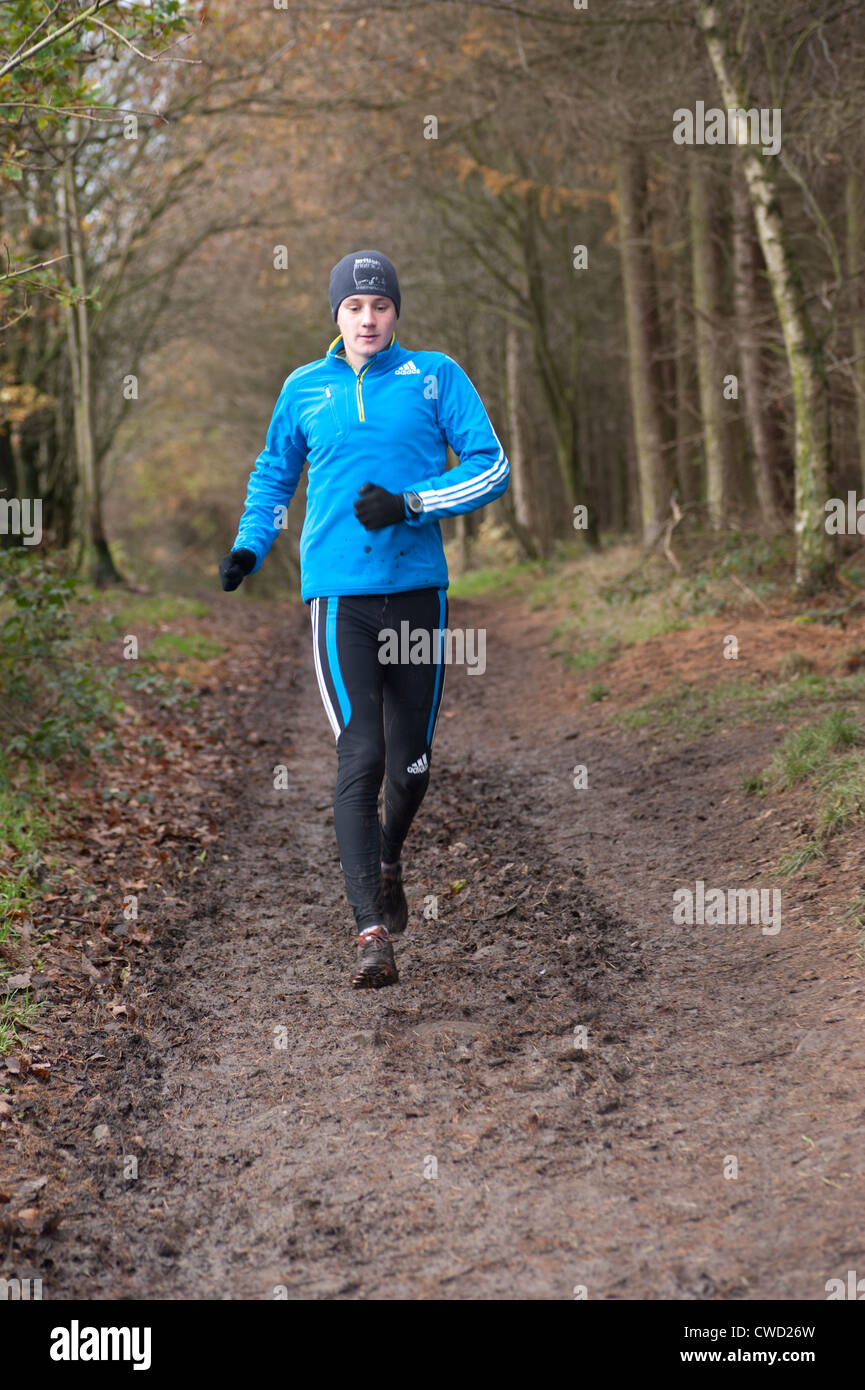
[744,710,865,879]
[617,672,865,738]
[447,528,800,675]
[0,780,55,1050]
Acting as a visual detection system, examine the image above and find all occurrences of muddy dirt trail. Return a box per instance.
[21,593,865,1299]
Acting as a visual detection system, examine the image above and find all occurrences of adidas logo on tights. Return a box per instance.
[406,752,429,774]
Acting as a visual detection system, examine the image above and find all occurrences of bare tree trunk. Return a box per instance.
[732,169,784,531]
[58,135,121,584]
[520,188,599,546]
[690,153,737,527]
[673,250,701,507]
[55,165,86,565]
[698,1,833,590]
[846,169,865,494]
[505,321,531,528]
[455,511,475,570]
[502,320,539,559]
[616,147,671,543]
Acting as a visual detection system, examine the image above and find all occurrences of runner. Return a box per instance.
[219,249,509,988]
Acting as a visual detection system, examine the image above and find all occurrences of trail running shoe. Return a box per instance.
[379,861,408,936]
[352,924,398,989]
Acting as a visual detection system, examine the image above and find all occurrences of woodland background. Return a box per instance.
[2,0,865,594]
[5,4,865,1304]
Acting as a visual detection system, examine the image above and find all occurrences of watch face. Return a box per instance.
[407,491,422,514]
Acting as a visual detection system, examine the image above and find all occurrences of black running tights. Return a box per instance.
[309,587,448,932]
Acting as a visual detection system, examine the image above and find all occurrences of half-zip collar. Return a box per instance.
[326,332,400,422]
[326,331,400,376]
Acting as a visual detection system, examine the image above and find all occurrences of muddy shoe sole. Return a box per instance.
[352,931,399,989]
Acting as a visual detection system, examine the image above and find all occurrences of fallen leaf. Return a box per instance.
[4,973,32,992]
[14,1176,48,1200]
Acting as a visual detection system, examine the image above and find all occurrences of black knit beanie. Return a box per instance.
[329,249,400,321]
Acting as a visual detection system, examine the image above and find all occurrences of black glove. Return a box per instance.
[219,548,256,591]
[353,482,406,531]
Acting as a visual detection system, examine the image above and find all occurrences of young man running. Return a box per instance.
[219,249,509,989]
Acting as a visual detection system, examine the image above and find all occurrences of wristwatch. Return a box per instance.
[404,490,423,518]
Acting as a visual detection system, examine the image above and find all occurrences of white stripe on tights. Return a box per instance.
[311,597,341,740]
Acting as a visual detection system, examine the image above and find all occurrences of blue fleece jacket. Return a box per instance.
[231,332,510,601]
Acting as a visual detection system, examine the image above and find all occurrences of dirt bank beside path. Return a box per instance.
[6,592,865,1299]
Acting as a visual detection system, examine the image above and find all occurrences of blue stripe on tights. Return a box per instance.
[326,596,351,727]
[426,588,446,745]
